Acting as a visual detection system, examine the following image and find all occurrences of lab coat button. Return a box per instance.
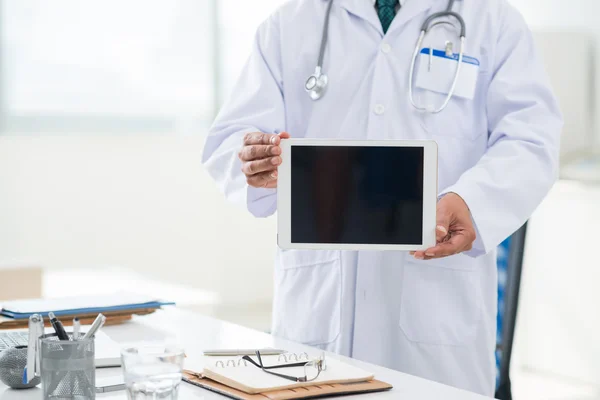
[381,43,391,54]
[373,104,385,115]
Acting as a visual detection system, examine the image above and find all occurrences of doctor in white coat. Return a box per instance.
[202,0,562,396]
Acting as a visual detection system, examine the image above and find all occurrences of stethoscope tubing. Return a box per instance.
[306,0,467,112]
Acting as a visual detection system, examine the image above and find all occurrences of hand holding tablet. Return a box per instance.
[238,132,290,189]
[412,192,477,260]
[277,139,438,251]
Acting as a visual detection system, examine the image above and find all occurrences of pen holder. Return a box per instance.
[40,333,95,400]
[0,345,41,389]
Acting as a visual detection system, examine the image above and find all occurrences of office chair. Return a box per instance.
[494,223,528,400]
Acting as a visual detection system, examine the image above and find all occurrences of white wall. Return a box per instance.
[532,31,594,160]
[510,0,599,149]
[511,0,594,28]
[0,135,276,306]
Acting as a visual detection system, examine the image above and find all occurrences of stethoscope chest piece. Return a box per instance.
[305,67,328,101]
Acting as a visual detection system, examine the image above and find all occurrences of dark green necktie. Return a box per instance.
[377,0,399,33]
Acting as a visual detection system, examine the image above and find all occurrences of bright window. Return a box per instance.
[1,0,213,134]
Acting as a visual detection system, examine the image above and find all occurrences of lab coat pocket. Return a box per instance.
[418,94,477,140]
[277,249,340,269]
[399,259,482,346]
[272,249,342,346]
[415,51,487,141]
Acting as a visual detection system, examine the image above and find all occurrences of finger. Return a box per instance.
[436,224,449,242]
[263,179,278,189]
[269,131,292,146]
[435,204,451,243]
[239,145,281,161]
[422,242,455,259]
[412,251,426,260]
[247,170,278,188]
[243,132,279,146]
[424,233,471,258]
[242,156,282,176]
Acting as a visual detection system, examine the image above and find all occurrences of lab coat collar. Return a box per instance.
[335,0,441,36]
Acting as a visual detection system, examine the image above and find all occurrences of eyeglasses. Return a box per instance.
[242,351,327,383]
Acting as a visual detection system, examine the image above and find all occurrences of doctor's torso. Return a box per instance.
[203,1,560,395]
[272,0,497,191]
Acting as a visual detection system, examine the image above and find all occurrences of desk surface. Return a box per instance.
[0,308,491,399]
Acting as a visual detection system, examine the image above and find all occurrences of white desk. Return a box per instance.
[0,308,492,399]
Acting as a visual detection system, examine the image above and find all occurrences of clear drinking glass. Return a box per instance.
[121,347,185,400]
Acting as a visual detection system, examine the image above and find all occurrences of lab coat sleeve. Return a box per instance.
[440,3,562,257]
[201,15,285,218]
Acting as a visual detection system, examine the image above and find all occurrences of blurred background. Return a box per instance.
[0,0,597,399]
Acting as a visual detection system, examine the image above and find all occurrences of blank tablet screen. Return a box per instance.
[291,146,424,245]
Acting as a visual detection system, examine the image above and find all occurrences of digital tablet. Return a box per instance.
[277,139,438,251]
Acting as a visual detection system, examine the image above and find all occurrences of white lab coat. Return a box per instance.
[202,0,562,396]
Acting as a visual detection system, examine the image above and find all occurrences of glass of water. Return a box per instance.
[121,347,185,400]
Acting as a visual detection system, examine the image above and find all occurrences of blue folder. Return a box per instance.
[0,296,175,320]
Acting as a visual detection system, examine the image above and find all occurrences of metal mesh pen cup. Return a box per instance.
[40,333,95,400]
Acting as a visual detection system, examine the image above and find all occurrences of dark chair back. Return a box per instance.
[495,223,528,400]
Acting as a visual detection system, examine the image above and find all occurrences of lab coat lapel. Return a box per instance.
[336,0,383,35]
[386,0,439,35]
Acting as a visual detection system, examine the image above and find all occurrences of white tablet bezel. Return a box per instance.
[277,139,438,251]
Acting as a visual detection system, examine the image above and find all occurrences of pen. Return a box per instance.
[202,348,287,356]
[72,317,80,340]
[48,312,69,341]
[96,383,126,393]
[82,313,106,340]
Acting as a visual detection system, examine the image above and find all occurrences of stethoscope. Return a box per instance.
[304,0,466,114]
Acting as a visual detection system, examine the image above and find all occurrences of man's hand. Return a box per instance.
[238,132,290,188]
[412,193,476,260]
